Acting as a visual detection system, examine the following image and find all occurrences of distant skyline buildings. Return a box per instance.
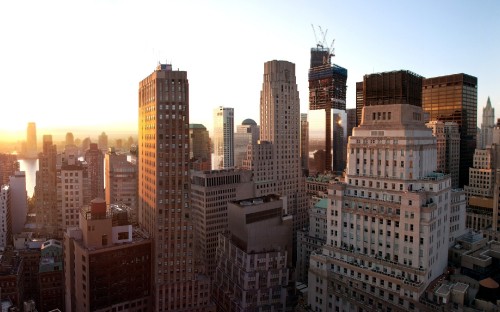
[480,97,495,149]
[26,122,37,158]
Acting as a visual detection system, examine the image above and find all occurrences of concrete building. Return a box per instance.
[0,185,12,248]
[234,119,259,169]
[190,169,254,276]
[481,97,495,149]
[243,60,308,246]
[300,113,309,176]
[0,154,19,186]
[84,143,104,201]
[212,195,293,311]
[308,103,451,312]
[64,199,152,312]
[426,121,461,188]
[449,189,467,248]
[8,171,27,234]
[138,63,215,311]
[296,198,327,283]
[105,148,137,222]
[26,122,37,159]
[422,73,478,187]
[213,106,235,170]
[35,135,58,236]
[189,124,211,171]
[0,250,24,307]
[59,163,86,231]
[98,132,108,152]
[38,239,64,312]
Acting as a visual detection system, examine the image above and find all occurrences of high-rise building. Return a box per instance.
[332,112,345,174]
[8,171,27,234]
[81,137,91,154]
[65,132,75,146]
[355,82,364,127]
[98,132,108,152]
[35,135,58,236]
[213,106,234,170]
[426,121,461,188]
[308,103,451,311]
[300,113,309,175]
[308,45,347,173]
[138,63,215,311]
[84,143,104,201]
[0,185,12,248]
[480,97,495,149]
[38,239,64,311]
[212,194,292,311]
[422,73,478,187]
[189,124,212,171]
[0,154,19,186]
[105,148,137,222]
[64,199,152,311]
[59,155,87,230]
[190,169,254,276]
[27,122,37,159]
[245,60,308,241]
[234,119,259,169]
[346,108,356,138]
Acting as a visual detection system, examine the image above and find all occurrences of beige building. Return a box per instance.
[138,63,215,311]
[213,106,234,170]
[190,169,254,276]
[64,199,152,312]
[105,148,137,222]
[243,60,308,241]
[212,194,292,311]
[234,119,259,169]
[308,104,451,311]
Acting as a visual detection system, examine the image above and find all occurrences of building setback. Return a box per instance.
[308,103,451,311]
[213,194,292,311]
[138,63,215,311]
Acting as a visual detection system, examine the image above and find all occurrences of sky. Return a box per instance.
[1,0,499,142]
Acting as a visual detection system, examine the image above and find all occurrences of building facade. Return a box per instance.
[64,199,152,312]
[308,103,451,312]
[190,169,254,276]
[480,97,495,149]
[212,195,292,311]
[0,185,12,248]
[105,148,137,222]
[189,124,211,171]
[138,63,215,311]
[300,113,309,176]
[213,106,235,170]
[234,119,259,169]
[84,143,104,201]
[9,171,27,234]
[27,122,37,159]
[422,73,478,187]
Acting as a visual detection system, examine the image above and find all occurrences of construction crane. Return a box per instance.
[311,24,336,62]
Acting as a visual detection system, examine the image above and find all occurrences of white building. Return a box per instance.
[308,104,451,312]
[8,171,27,234]
[213,106,234,170]
[480,97,495,149]
[234,119,259,168]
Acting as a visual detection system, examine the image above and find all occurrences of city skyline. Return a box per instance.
[1,0,499,142]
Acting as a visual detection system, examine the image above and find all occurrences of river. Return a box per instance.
[18,158,38,198]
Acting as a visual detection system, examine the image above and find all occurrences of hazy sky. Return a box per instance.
[1,0,499,142]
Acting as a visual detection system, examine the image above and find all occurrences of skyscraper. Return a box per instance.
[480,97,495,148]
[105,148,137,220]
[27,122,37,159]
[84,143,105,201]
[422,73,478,187]
[189,124,211,171]
[332,112,345,174]
[300,113,309,175]
[138,63,214,311]
[98,132,108,152]
[246,60,308,250]
[8,171,27,234]
[35,135,58,236]
[308,45,347,173]
[213,106,234,170]
[234,119,259,169]
[308,103,451,311]
[346,108,356,138]
[65,132,75,146]
[0,185,11,248]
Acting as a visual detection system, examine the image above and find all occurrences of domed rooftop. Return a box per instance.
[242,118,257,126]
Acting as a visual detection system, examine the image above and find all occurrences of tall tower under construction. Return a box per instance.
[308,34,347,175]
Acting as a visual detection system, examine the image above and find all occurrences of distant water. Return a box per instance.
[18,158,38,198]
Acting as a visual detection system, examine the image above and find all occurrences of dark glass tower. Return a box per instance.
[422,73,478,187]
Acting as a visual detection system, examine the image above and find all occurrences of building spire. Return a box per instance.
[487,96,492,108]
